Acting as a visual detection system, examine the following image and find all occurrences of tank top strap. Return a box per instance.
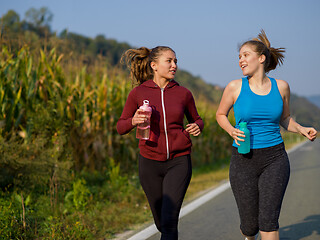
[269,77,281,97]
[241,77,250,93]
[269,77,275,87]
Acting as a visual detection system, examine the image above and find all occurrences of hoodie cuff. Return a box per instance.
[195,120,204,132]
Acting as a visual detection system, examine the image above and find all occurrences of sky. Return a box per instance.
[1,0,320,97]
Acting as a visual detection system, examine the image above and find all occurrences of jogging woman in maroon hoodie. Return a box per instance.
[117,46,203,240]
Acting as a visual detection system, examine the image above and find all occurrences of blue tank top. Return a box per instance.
[233,77,283,149]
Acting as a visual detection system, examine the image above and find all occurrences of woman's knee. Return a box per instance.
[240,223,259,237]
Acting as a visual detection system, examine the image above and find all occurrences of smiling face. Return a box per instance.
[239,44,265,76]
[151,50,177,80]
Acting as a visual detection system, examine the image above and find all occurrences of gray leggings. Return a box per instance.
[229,142,290,236]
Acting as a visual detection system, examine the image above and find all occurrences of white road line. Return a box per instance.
[127,182,230,240]
[127,224,158,240]
[179,181,231,218]
[286,140,308,154]
[127,140,308,240]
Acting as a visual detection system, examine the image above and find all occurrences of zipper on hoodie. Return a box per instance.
[161,88,170,160]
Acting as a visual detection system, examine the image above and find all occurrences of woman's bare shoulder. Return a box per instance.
[225,79,242,91]
[221,79,243,104]
[275,79,290,97]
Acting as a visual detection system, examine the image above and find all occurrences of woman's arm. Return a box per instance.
[116,90,137,135]
[184,90,204,136]
[216,80,245,146]
[278,79,317,141]
[116,89,149,135]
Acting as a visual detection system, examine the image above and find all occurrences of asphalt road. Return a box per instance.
[146,139,320,240]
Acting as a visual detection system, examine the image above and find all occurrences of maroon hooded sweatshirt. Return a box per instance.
[117,79,204,161]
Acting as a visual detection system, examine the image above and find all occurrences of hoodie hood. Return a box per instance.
[142,79,179,89]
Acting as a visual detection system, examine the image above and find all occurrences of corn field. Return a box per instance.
[0,45,231,174]
[0,45,141,173]
[0,44,232,238]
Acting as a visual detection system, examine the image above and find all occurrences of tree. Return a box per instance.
[1,10,21,33]
[24,7,53,37]
[24,7,53,28]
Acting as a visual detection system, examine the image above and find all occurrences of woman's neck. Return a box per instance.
[153,77,170,89]
[248,70,268,87]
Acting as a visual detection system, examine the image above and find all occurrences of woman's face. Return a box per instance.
[152,50,177,80]
[239,44,264,76]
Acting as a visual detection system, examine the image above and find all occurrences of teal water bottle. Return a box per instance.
[238,122,250,154]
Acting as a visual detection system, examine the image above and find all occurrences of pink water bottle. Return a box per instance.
[136,100,152,140]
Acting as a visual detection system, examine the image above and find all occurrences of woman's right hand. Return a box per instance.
[132,109,148,127]
[230,128,246,146]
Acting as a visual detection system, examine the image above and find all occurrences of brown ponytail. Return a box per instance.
[240,29,285,73]
[121,46,175,85]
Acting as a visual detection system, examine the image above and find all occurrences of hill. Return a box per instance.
[306,94,320,109]
[290,94,320,130]
[175,70,223,106]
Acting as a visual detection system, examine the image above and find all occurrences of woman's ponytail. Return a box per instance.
[121,47,153,85]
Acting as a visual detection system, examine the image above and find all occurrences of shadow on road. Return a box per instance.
[279,215,320,240]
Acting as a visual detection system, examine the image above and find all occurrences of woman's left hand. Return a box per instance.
[185,123,201,136]
[300,127,317,141]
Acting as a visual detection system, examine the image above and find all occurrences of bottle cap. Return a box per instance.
[239,122,247,127]
[140,100,152,111]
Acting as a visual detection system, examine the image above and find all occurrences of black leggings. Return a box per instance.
[229,143,290,236]
[139,154,192,240]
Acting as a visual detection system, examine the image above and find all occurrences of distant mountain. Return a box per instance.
[290,94,320,130]
[175,70,223,106]
[306,94,320,109]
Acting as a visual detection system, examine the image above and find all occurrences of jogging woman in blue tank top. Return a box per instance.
[216,30,317,240]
